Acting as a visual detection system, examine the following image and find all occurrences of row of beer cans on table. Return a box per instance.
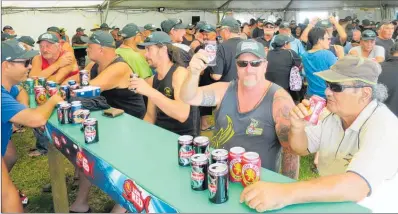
[177,135,261,204]
[56,100,99,144]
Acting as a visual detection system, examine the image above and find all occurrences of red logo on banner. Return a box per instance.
[122,179,151,213]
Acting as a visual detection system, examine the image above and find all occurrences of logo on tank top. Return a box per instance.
[245,118,263,136]
[164,87,172,97]
[211,115,235,148]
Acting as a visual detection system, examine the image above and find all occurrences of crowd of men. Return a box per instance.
[1,14,398,213]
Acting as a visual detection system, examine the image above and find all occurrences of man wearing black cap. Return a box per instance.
[349,30,385,62]
[1,39,63,170]
[379,43,398,116]
[256,21,276,51]
[271,21,305,56]
[3,25,15,35]
[211,16,243,82]
[30,32,80,85]
[252,18,265,38]
[142,23,161,39]
[375,20,395,60]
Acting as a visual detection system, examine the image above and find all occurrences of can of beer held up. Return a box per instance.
[304,95,327,125]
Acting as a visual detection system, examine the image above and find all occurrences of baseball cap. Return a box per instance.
[235,39,266,59]
[361,30,376,41]
[315,56,381,85]
[263,20,275,26]
[290,20,297,24]
[273,34,295,47]
[256,18,265,23]
[120,23,142,39]
[137,31,172,49]
[370,21,376,26]
[100,23,111,30]
[344,16,352,22]
[37,32,59,44]
[3,25,13,31]
[316,20,333,28]
[76,27,85,32]
[195,21,208,30]
[81,31,116,48]
[1,39,39,63]
[47,26,61,35]
[199,24,216,33]
[362,19,371,27]
[1,33,17,41]
[144,24,161,31]
[187,24,195,30]
[161,19,188,34]
[219,16,240,29]
[279,22,291,29]
[111,26,119,30]
[17,36,35,47]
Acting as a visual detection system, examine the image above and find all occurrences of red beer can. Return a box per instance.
[228,147,245,183]
[48,87,59,97]
[34,86,47,105]
[241,152,261,187]
[304,95,326,125]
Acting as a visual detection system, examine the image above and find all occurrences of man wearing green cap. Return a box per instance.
[1,39,64,170]
[1,33,16,42]
[129,31,199,137]
[142,23,161,39]
[116,23,153,79]
[349,30,385,62]
[240,56,398,212]
[181,39,300,179]
[161,18,188,45]
[211,16,243,82]
[30,32,80,85]
[70,31,146,213]
[190,21,208,50]
[47,26,74,53]
[17,36,35,50]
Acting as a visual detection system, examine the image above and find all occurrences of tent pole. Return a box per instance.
[103,0,110,23]
[283,0,293,21]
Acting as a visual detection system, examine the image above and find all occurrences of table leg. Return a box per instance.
[48,144,69,213]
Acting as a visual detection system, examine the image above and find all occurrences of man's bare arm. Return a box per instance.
[272,89,300,179]
[16,85,29,107]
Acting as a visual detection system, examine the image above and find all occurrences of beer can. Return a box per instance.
[79,70,90,87]
[178,135,194,167]
[68,80,79,90]
[31,76,39,86]
[130,73,139,92]
[46,81,56,90]
[190,154,208,191]
[58,103,71,124]
[193,136,210,158]
[83,118,99,144]
[304,95,327,125]
[81,109,90,120]
[56,101,68,108]
[47,86,58,97]
[211,149,228,165]
[204,40,217,66]
[241,152,261,187]
[24,78,34,94]
[208,163,229,204]
[34,86,47,105]
[228,147,245,183]
[38,77,46,87]
[70,103,83,124]
[59,85,70,100]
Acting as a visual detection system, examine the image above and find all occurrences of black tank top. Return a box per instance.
[152,64,200,136]
[90,56,146,119]
[182,36,193,46]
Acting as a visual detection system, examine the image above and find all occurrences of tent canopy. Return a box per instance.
[3,0,398,10]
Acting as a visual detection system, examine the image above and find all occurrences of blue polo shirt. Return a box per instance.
[270,36,306,56]
[302,50,337,98]
[1,85,26,156]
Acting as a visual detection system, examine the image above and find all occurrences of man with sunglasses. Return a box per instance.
[1,40,64,170]
[181,40,300,179]
[211,16,243,82]
[255,21,275,52]
[375,20,395,60]
[349,30,385,63]
[240,56,398,212]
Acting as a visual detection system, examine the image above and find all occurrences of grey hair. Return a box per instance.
[354,80,388,102]
[223,26,240,34]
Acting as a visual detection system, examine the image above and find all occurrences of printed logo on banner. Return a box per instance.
[122,179,152,213]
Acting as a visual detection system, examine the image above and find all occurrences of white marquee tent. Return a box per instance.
[2,0,398,44]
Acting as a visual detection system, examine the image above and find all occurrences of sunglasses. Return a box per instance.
[326,82,365,92]
[10,59,32,68]
[236,59,264,68]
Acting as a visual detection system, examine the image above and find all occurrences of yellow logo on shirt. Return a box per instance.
[211,115,235,148]
[164,87,172,97]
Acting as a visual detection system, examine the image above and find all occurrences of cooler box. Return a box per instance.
[71,86,101,98]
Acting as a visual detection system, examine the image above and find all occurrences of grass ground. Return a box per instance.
[10,125,317,213]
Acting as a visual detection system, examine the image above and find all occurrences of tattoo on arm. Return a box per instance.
[200,90,217,107]
[282,150,300,179]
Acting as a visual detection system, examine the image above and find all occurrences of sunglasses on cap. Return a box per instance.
[236,59,264,68]
[326,81,366,93]
[10,59,32,68]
